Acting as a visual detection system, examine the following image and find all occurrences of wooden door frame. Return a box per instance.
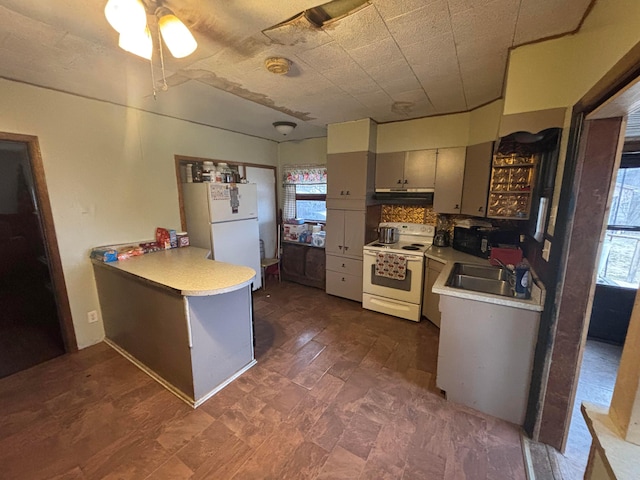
[530,41,640,451]
[0,132,77,352]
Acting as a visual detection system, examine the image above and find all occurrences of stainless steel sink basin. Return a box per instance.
[447,275,513,297]
[452,263,509,281]
[446,263,514,297]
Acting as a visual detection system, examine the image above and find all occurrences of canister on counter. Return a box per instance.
[177,232,190,247]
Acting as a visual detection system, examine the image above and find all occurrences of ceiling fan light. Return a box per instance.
[105,0,147,34]
[118,26,152,60]
[273,121,297,136]
[157,10,197,58]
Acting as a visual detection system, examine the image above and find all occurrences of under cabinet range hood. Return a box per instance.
[373,191,434,205]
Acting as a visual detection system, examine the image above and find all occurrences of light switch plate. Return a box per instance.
[542,239,551,262]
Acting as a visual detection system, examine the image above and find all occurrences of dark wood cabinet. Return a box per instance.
[281,242,326,289]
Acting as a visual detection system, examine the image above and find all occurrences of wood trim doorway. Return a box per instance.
[0,132,77,352]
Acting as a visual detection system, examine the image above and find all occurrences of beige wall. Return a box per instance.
[0,79,278,348]
[376,100,503,153]
[504,0,640,115]
[327,119,376,154]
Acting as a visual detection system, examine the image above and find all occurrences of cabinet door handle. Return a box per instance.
[478,206,484,212]
[404,179,408,184]
[397,179,402,184]
[340,190,344,195]
[341,277,346,282]
[344,246,349,251]
[339,245,343,250]
[345,190,350,195]
[454,204,459,210]
[342,264,346,268]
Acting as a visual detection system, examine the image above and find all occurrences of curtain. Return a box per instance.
[282,165,327,185]
[282,164,327,220]
[283,184,296,220]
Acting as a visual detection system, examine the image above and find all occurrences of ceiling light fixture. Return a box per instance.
[104,0,147,34]
[104,0,197,60]
[118,25,153,60]
[273,121,297,136]
[156,7,198,59]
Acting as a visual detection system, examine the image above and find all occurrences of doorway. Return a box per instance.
[0,133,76,378]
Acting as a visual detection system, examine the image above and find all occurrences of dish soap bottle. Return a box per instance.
[514,260,531,299]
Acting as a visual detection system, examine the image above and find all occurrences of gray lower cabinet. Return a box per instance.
[422,258,444,327]
[326,254,362,302]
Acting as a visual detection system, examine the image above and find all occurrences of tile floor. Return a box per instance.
[0,281,527,479]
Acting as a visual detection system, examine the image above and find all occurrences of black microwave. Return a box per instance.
[452,227,519,258]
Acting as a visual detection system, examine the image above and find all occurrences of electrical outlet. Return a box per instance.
[542,239,552,262]
[87,310,99,323]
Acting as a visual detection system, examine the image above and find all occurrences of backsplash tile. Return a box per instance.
[381,205,437,225]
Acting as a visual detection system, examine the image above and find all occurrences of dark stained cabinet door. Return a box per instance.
[281,242,326,289]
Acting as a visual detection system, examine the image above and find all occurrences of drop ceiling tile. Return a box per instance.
[514,0,591,45]
[347,37,405,73]
[296,41,352,71]
[379,75,424,96]
[373,0,441,21]
[389,88,430,103]
[447,0,498,16]
[325,4,389,52]
[384,0,452,48]
[401,33,458,70]
[355,90,393,108]
[262,17,334,51]
[450,0,518,49]
[320,64,372,85]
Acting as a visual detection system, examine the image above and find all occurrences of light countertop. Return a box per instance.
[426,246,545,312]
[92,247,256,296]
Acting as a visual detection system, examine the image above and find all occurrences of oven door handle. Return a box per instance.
[363,251,424,263]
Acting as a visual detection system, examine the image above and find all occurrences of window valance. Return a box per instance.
[282,164,327,185]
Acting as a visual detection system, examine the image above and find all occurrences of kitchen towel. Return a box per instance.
[375,252,407,281]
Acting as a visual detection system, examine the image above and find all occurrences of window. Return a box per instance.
[282,165,327,222]
[597,159,640,288]
[295,184,327,222]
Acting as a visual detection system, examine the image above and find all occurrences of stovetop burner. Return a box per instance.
[370,243,385,247]
[402,245,421,251]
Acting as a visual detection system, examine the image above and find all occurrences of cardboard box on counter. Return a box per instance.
[283,224,309,241]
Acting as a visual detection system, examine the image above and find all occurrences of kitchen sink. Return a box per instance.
[446,263,514,297]
[452,263,510,281]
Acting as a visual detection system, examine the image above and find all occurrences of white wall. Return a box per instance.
[0,79,278,348]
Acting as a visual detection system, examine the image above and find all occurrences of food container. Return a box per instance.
[312,231,326,247]
[177,232,190,247]
[377,226,399,244]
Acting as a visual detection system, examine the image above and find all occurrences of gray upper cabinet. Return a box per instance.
[375,150,436,190]
[327,152,374,208]
[461,142,494,217]
[405,150,437,190]
[434,147,466,213]
[375,152,405,190]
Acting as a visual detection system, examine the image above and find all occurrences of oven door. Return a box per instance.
[362,250,424,303]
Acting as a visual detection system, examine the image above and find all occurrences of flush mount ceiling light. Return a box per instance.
[273,121,297,136]
[265,57,291,75]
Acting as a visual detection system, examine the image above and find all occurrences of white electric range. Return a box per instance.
[362,222,435,321]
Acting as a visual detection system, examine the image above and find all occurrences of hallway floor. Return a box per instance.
[0,281,526,479]
[555,339,622,479]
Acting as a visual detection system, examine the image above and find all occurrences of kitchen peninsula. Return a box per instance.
[92,247,256,407]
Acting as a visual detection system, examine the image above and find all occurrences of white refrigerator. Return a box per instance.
[183,183,261,290]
